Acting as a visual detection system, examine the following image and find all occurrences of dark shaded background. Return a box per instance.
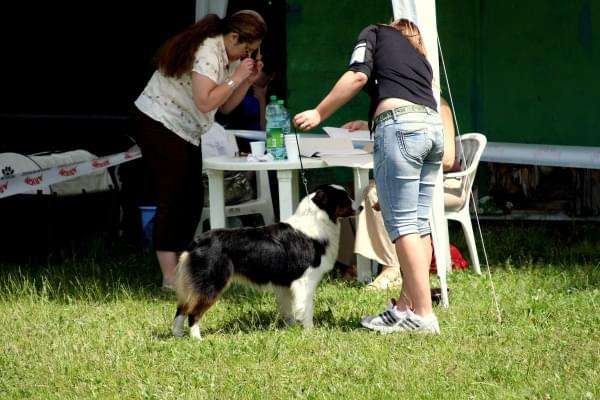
[0,0,287,156]
[0,1,287,259]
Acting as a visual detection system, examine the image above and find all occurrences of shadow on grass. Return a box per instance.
[213,309,361,334]
[151,282,362,339]
[151,330,178,340]
[0,238,165,303]
[154,314,361,340]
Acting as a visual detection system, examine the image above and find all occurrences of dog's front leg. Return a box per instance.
[275,287,295,325]
[290,279,316,330]
[301,292,315,330]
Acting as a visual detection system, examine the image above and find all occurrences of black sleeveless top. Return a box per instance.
[347,24,437,126]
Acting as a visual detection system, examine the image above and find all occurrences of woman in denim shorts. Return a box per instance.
[294,18,443,334]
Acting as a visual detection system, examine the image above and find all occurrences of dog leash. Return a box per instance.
[292,126,310,196]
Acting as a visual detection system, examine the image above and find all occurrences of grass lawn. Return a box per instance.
[1,221,599,399]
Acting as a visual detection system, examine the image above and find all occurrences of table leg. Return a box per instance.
[352,167,370,206]
[206,169,226,229]
[353,167,375,282]
[357,256,375,283]
[291,169,300,209]
[276,169,298,221]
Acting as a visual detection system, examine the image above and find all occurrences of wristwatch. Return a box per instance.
[225,78,236,89]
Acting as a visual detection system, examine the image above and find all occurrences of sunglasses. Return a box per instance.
[246,46,262,61]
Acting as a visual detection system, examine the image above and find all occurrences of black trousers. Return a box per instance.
[131,107,203,252]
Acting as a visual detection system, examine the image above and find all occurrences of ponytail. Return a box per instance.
[155,14,223,78]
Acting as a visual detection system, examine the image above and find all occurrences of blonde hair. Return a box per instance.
[389,19,426,57]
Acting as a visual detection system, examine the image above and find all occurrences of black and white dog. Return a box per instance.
[172,184,355,339]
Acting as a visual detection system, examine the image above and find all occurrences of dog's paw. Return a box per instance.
[190,324,202,340]
[172,328,185,337]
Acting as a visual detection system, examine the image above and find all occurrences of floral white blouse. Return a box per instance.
[134,35,240,146]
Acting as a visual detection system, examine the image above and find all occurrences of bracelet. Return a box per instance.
[225,78,237,90]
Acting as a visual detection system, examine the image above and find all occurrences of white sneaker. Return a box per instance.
[360,299,407,329]
[361,307,440,334]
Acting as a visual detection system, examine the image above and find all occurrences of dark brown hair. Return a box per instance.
[155,10,267,78]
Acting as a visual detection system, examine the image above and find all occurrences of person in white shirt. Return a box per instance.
[131,10,267,290]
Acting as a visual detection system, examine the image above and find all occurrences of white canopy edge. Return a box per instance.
[196,0,228,20]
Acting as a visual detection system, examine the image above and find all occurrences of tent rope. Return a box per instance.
[438,36,502,323]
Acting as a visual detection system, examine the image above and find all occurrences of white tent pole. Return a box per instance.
[391,0,450,307]
[391,0,440,109]
[196,0,228,20]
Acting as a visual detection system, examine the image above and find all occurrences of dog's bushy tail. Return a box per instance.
[175,251,195,308]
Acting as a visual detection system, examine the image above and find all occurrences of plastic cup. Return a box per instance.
[284,135,299,161]
[250,141,265,156]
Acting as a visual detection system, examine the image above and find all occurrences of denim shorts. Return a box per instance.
[373,109,444,242]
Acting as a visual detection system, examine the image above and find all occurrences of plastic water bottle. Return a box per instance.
[277,99,292,159]
[266,95,286,160]
[277,99,291,136]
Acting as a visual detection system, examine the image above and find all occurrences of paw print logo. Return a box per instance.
[2,165,15,178]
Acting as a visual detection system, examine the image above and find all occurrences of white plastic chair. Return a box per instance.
[198,131,274,232]
[443,132,487,275]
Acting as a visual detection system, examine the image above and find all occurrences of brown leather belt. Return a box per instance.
[373,104,435,126]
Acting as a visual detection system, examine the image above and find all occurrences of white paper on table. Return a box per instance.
[297,138,369,158]
[323,126,372,141]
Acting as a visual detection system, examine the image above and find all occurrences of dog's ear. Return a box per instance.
[311,187,340,223]
[311,188,328,207]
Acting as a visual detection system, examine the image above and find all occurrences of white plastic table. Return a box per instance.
[203,155,371,228]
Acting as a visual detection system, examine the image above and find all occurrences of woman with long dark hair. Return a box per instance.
[133,10,267,290]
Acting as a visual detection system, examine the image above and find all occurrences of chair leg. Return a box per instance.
[356,254,374,283]
[196,209,210,234]
[459,212,481,275]
[437,256,449,309]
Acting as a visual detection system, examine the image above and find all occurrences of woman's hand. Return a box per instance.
[246,60,264,84]
[232,58,257,84]
[293,71,368,131]
[341,120,369,131]
[293,109,322,131]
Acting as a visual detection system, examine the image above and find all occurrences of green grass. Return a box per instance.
[1,222,599,399]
